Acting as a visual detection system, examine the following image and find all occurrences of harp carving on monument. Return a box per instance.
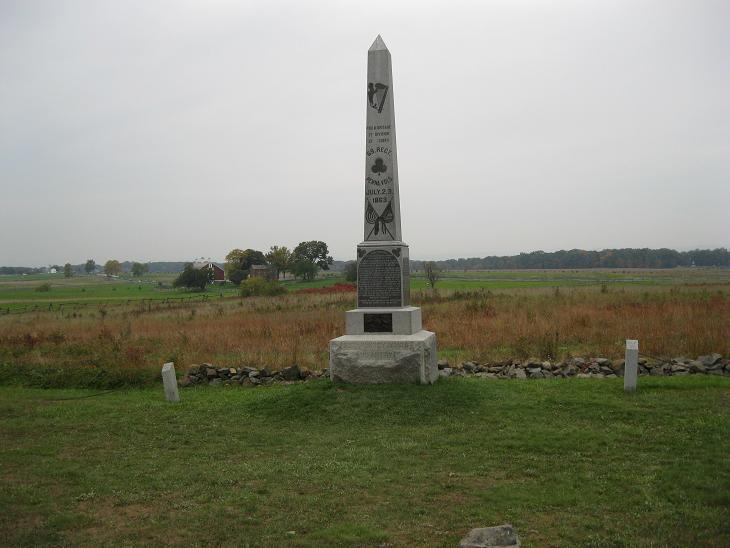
[367,82,389,113]
[365,201,395,239]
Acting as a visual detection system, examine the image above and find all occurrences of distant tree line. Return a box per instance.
[410,248,730,271]
[5,247,724,280]
[0,267,45,275]
[0,260,156,275]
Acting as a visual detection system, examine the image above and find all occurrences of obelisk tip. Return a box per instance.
[369,34,388,52]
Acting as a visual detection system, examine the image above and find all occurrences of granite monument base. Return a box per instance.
[329,330,438,384]
[345,306,421,335]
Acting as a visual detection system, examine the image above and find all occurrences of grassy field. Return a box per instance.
[0,273,346,312]
[1,271,728,545]
[2,268,728,312]
[410,268,730,290]
[0,274,224,311]
[1,377,728,546]
[0,269,728,386]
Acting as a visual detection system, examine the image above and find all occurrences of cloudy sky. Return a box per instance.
[1,0,728,266]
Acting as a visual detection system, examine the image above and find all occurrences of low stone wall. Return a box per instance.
[180,363,325,387]
[438,353,729,379]
[179,354,728,387]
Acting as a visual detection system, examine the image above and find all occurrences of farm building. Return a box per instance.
[250,264,276,281]
[193,261,226,282]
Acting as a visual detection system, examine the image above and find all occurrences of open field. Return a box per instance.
[1,270,728,545]
[0,274,226,311]
[410,267,730,290]
[0,273,343,313]
[1,268,728,313]
[1,377,728,546]
[0,269,728,386]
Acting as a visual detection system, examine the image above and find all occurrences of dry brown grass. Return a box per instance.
[426,286,729,362]
[0,286,728,382]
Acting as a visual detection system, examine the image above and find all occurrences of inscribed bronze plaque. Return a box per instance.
[364,313,393,333]
[358,250,402,307]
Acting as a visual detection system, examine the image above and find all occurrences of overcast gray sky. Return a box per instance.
[1,0,728,266]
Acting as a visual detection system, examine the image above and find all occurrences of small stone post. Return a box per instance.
[624,340,638,392]
[162,362,180,402]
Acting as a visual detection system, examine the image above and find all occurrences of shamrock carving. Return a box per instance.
[371,158,387,174]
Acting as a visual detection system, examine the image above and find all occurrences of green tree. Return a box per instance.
[225,248,267,285]
[131,262,149,277]
[291,241,333,281]
[104,260,122,277]
[224,249,245,279]
[344,260,357,282]
[228,269,248,286]
[63,263,73,278]
[265,246,292,279]
[84,259,96,274]
[291,260,319,281]
[173,263,212,291]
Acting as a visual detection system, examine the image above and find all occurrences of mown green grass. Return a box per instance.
[1,377,728,546]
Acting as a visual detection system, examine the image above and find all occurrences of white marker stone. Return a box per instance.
[162,362,180,402]
[624,340,638,392]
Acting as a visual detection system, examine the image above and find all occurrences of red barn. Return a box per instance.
[193,261,225,283]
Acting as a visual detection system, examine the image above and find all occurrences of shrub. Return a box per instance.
[240,278,287,298]
[35,283,51,292]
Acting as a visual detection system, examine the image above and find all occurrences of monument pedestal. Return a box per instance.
[346,306,421,335]
[330,304,437,384]
[329,329,438,385]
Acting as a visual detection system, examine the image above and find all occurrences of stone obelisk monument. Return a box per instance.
[329,35,438,384]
